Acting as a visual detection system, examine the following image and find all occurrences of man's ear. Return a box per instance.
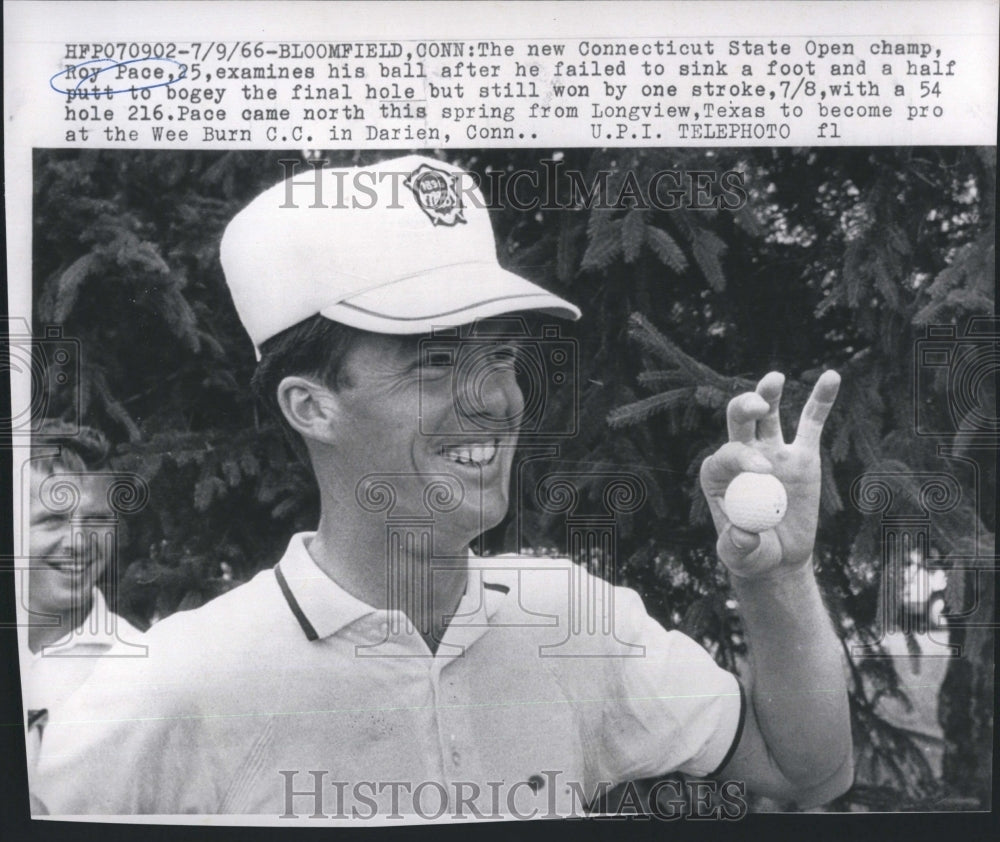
[276,376,339,445]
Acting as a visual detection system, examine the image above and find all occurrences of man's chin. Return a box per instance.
[436,495,509,548]
[30,586,96,618]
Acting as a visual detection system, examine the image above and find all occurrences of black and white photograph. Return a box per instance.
[11,143,996,820]
[2,1,998,838]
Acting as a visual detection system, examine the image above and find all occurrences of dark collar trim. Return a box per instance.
[708,678,747,778]
[274,563,319,642]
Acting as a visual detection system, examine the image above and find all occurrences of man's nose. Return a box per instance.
[455,356,525,432]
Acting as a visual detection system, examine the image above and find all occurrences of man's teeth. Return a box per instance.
[442,441,498,465]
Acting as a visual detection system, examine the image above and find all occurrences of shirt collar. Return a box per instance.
[34,588,141,658]
[275,532,509,643]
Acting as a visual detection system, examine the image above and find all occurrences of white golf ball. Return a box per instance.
[723,472,788,533]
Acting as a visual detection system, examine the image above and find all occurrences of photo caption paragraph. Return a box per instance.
[49,34,993,147]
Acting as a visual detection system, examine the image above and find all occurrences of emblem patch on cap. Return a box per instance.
[404,164,466,226]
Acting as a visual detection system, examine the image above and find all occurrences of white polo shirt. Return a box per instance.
[23,589,143,775]
[34,533,743,818]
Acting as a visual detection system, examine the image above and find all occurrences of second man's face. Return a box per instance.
[328,329,526,545]
[28,469,108,618]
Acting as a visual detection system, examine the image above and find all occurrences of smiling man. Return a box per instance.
[34,155,852,818]
[250,322,529,652]
[23,423,142,776]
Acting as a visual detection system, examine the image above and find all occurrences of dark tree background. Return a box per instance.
[31,146,995,811]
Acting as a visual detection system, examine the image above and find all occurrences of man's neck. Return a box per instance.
[308,512,470,654]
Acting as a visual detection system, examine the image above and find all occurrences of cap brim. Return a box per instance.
[319,262,581,334]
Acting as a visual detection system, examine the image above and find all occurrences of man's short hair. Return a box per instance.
[30,421,109,476]
[250,315,367,464]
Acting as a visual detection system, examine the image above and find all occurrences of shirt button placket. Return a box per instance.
[431,662,462,815]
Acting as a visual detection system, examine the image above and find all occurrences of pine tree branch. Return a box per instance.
[628,312,747,393]
[607,388,695,428]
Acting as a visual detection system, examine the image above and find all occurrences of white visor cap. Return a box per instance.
[220,154,581,356]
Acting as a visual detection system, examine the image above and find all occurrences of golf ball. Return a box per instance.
[723,472,788,533]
